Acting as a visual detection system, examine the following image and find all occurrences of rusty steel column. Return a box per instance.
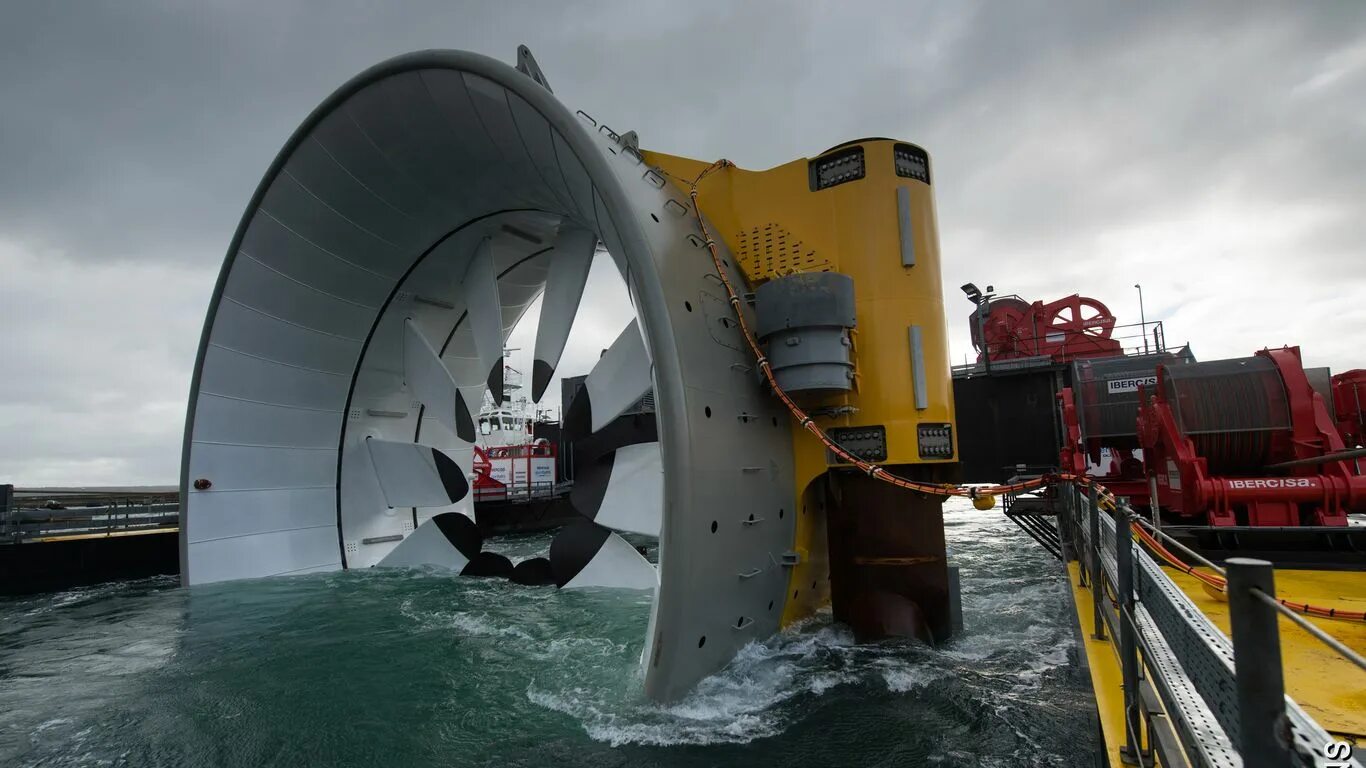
[825,468,952,644]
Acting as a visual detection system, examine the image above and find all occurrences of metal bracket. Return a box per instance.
[779,550,801,566]
[807,405,859,419]
[515,45,553,93]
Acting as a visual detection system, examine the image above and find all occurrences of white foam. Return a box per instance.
[878,662,947,693]
[525,618,875,746]
[33,717,73,733]
[516,501,1082,750]
[398,599,537,642]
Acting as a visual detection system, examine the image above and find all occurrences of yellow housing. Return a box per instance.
[647,139,956,628]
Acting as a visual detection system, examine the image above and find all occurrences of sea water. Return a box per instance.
[0,499,1093,767]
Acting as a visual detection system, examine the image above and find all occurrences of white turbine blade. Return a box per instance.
[567,319,652,436]
[571,442,662,536]
[377,511,481,570]
[531,225,596,402]
[366,437,469,508]
[565,532,656,590]
[589,319,652,432]
[403,319,475,442]
[461,237,505,404]
[549,521,656,590]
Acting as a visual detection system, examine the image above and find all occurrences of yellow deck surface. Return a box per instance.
[1066,558,1366,765]
[1164,565,1366,740]
[1065,561,1133,767]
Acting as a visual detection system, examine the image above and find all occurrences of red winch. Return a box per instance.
[1137,346,1363,527]
[1059,352,1192,506]
[971,294,1124,364]
[1332,369,1366,447]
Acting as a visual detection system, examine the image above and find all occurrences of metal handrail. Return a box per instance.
[2,485,179,542]
[1250,587,1366,674]
[1054,482,1362,768]
[1132,516,1227,575]
[472,481,565,502]
[1131,515,1366,674]
[954,319,1173,372]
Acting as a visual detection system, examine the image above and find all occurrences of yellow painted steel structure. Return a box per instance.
[646,139,956,627]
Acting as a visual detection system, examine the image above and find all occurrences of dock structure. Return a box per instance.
[0,484,180,594]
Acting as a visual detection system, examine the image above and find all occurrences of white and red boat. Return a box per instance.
[472,408,559,502]
[470,362,567,513]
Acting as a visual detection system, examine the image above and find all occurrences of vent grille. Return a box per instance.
[734,223,832,282]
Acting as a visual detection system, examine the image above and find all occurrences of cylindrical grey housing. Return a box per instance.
[754,272,856,393]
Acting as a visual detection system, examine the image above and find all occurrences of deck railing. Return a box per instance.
[1,484,179,543]
[471,481,567,504]
[952,319,1170,376]
[1051,481,1362,768]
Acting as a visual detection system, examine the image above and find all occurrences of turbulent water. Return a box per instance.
[0,500,1093,767]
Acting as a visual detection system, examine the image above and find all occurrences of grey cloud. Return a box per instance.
[2,1,1364,484]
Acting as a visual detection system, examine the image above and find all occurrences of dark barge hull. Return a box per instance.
[0,530,179,596]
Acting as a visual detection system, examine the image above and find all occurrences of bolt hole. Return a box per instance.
[772,417,778,427]
[650,213,659,223]
[684,300,693,312]
[793,589,799,599]
[779,508,784,519]
[811,580,817,590]
[710,520,718,533]
[698,635,706,648]
[747,513,754,522]
[768,600,774,611]
[705,406,712,418]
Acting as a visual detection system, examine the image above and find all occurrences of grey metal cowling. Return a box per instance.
[754,272,856,394]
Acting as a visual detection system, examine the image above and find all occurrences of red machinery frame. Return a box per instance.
[1332,369,1366,447]
[1138,347,1360,527]
[973,294,1124,364]
[1058,387,1151,506]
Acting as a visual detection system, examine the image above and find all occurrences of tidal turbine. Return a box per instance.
[181,47,958,702]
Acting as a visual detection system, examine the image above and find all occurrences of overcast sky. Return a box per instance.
[3,1,1364,485]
